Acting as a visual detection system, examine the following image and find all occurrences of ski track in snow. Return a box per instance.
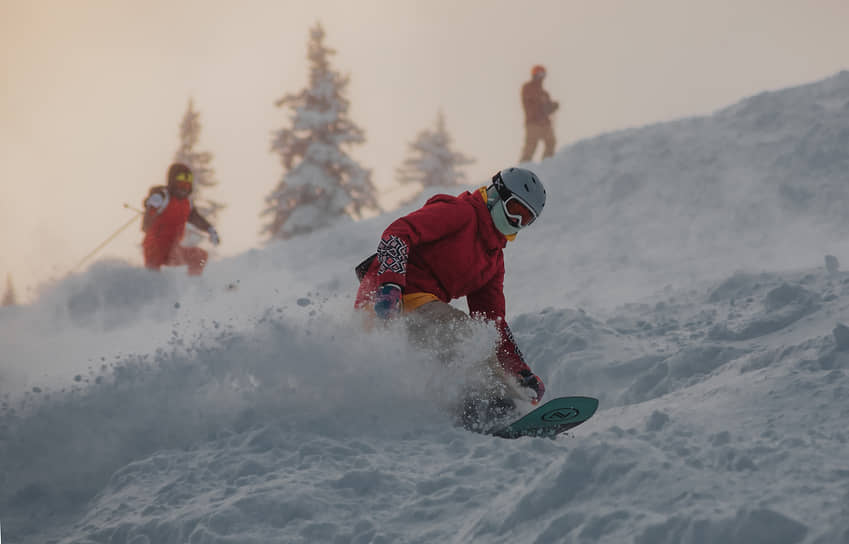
[2,72,849,543]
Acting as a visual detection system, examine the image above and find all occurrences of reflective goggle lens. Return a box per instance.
[503,195,537,227]
[175,172,193,183]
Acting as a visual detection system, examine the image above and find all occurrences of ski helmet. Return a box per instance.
[486,167,546,236]
[531,65,546,79]
[167,163,193,196]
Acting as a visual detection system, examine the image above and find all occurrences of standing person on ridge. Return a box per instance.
[354,167,547,428]
[141,163,220,276]
[520,64,559,162]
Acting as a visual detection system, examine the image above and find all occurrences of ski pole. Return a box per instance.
[71,206,142,271]
[123,202,145,214]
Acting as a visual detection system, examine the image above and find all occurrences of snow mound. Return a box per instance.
[3,72,849,543]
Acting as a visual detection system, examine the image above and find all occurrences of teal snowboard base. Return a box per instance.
[491,396,599,439]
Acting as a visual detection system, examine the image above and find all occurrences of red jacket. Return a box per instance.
[522,79,556,126]
[143,196,190,251]
[356,189,533,377]
[142,187,214,267]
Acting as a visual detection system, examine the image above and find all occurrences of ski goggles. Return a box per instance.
[492,172,537,228]
[502,194,537,227]
[174,171,193,183]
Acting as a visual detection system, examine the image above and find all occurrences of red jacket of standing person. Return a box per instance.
[355,167,548,405]
[142,163,220,276]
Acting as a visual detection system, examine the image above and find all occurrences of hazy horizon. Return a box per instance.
[3,0,848,301]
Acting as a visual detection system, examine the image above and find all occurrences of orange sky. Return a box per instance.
[2,0,848,301]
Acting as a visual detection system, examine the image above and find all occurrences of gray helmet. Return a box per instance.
[486,167,546,236]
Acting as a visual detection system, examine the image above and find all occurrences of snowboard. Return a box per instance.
[491,396,599,439]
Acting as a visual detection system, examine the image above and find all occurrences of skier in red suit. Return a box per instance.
[354,167,547,427]
[142,163,220,276]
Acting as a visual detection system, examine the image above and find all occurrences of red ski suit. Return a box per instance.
[355,188,533,378]
[143,192,208,276]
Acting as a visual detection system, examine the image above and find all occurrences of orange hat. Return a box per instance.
[531,65,546,78]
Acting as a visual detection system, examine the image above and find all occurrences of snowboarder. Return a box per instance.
[141,163,220,276]
[520,64,559,162]
[354,167,547,424]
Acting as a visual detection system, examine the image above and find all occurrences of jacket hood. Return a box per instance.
[167,163,193,193]
[424,190,511,251]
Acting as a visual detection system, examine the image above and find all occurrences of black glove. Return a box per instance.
[517,369,546,404]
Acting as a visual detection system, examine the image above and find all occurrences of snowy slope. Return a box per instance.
[2,71,849,544]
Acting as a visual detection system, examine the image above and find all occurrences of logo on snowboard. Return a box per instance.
[541,407,580,422]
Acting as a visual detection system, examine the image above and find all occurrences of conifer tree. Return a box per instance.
[396,110,475,205]
[174,98,224,224]
[262,22,379,241]
[2,274,17,306]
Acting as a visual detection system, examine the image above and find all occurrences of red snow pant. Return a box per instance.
[144,243,208,276]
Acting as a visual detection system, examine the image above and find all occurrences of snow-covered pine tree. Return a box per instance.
[261,22,380,241]
[2,274,17,306]
[174,98,224,224]
[395,110,475,205]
